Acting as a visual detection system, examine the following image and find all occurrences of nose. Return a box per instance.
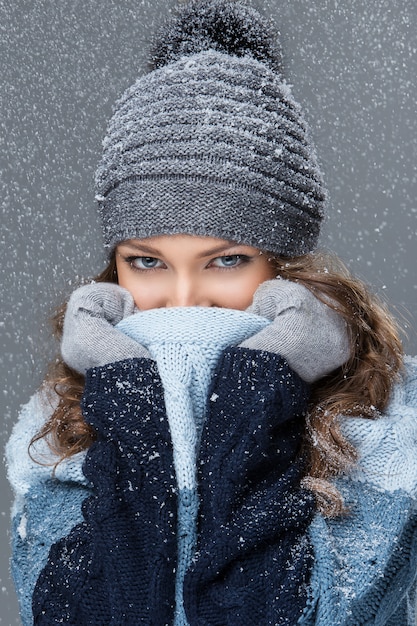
[166,275,209,308]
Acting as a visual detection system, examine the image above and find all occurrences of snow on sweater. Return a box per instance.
[5,308,417,625]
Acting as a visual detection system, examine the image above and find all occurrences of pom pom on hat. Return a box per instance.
[96,0,326,258]
[150,0,282,72]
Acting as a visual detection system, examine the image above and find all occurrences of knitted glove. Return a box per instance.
[32,360,177,625]
[240,278,350,383]
[61,282,150,374]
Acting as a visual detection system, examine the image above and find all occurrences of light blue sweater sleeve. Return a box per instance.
[300,356,417,626]
[5,391,92,626]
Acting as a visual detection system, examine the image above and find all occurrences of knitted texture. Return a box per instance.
[183,347,315,625]
[61,282,150,374]
[32,359,178,625]
[117,307,270,624]
[5,393,91,626]
[340,354,417,494]
[96,0,326,257]
[299,355,417,626]
[241,278,350,382]
[7,330,417,626]
[300,482,417,626]
[29,307,315,625]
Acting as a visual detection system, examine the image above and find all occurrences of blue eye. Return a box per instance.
[131,256,163,270]
[212,255,246,268]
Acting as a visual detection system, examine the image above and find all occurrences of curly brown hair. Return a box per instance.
[31,249,403,517]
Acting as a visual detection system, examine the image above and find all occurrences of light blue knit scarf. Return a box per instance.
[117,306,270,625]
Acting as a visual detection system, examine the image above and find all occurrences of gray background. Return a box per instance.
[1,1,416,622]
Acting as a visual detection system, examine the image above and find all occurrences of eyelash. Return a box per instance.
[124,256,163,272]
[122,254,252,273]
[210,255,251,270]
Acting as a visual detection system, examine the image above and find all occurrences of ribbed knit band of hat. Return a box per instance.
[95,0,327,258]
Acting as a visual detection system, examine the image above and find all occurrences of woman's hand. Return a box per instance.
[61,282,150,374]
[240,278,351,382]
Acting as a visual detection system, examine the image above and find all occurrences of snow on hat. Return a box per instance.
[96,0,326,257]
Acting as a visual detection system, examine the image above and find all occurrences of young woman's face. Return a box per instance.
[115,234,276,310]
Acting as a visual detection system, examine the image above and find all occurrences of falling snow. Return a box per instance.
[1,1,416,623]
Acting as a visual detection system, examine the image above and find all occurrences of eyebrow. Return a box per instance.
[118,240,247,258]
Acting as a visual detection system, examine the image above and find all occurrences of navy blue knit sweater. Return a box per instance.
[32,348,314,625]
[184,348,315,625]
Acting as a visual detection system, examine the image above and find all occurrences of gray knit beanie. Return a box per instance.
[96,0,326,257]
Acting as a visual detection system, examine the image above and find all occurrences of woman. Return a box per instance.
[7,1,417,624]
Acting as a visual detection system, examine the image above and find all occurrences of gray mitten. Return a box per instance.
[61,282,151,374]
[240,278,350,383]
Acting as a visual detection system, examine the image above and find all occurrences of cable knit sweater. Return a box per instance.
[6,309,417,625]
